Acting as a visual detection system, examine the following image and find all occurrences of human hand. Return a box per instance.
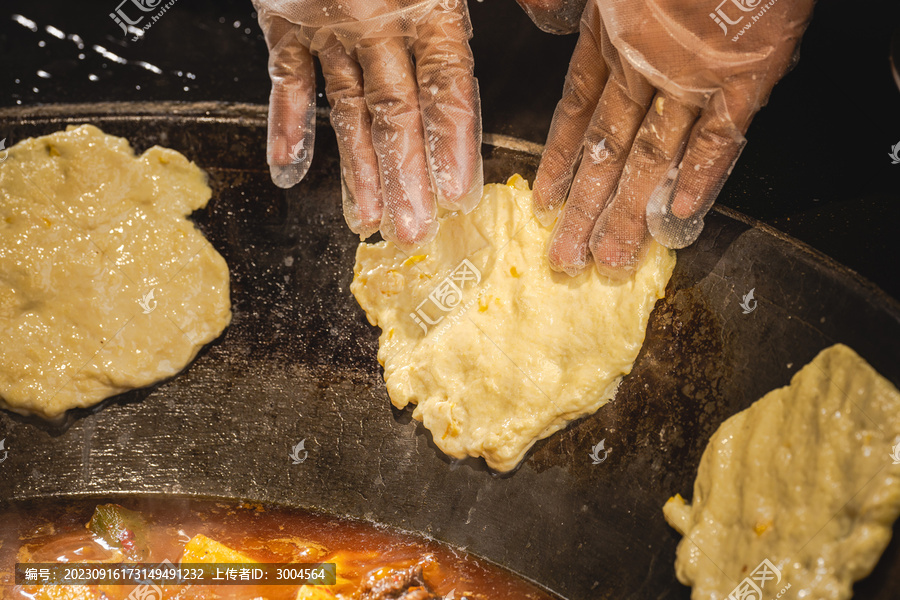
[514,0,588,34]
[529,0,815,278]
[252,0,484,249]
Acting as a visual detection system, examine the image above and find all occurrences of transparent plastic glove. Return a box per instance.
[532,0,814,278]
[252,0,484,249]
[515,0,588,34]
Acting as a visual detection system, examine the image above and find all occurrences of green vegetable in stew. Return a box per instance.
[86,503,151,561]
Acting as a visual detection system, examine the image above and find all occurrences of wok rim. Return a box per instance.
[1,100,895,322]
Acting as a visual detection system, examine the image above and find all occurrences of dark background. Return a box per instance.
[1,0,898,298]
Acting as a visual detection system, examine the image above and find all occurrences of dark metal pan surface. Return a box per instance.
[1,103,899,600]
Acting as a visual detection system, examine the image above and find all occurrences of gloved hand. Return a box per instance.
[252,0,484,248]
[514,0,588,34]
[528,0,815,278]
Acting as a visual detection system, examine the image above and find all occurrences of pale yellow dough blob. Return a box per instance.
[351,176,675,472]
[664,344,900,600]
[0,125,231,420]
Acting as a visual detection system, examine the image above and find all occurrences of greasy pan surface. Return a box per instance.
[1,103,899,600]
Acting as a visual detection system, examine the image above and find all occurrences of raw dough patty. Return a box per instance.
[0,125,231,419]
[664,344,900,599]
[352,176,675,472]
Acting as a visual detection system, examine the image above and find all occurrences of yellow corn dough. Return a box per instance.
[0,125,231,419]
[664,344,900,599]
[351,175,675,472]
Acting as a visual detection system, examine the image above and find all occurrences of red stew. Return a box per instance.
[0,497,557,600]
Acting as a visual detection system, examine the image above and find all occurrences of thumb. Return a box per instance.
[515,0,588,34]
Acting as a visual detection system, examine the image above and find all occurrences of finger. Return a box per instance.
[547,71,655,275]
[589,93,698,279]
[356,37,437,249]
[671,113,744,219]
[258,14,316,189]
[645,24,804,250]
[515,0,589,34]
[411,0,483,214]
[318,33,383,238]
[646,109,746,249]
[532,0,610,226]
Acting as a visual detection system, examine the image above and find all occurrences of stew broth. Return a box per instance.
[0,497,559,600]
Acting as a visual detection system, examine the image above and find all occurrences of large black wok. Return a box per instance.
[1,102,899,599]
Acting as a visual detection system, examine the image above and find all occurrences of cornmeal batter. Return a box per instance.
[352,176,675,472]
[0,125,231,420]
[664,344,900,599]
